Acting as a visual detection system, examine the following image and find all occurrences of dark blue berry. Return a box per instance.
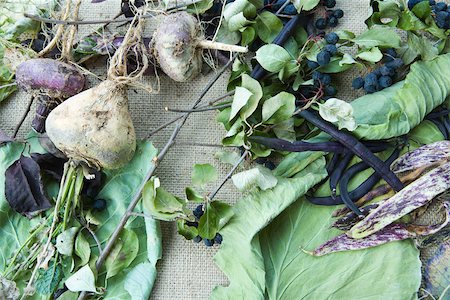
[320,74,332,85]
[379,76,393,88]
[429,0,436,5]
[352,77,364,89]
[324,44,338,55]
[204,239,214,247]
[264,161,276,170]
[282,3,297,15]
[435,11,448,28]
[386,58,404,69]
[93,199,107,211]
[312,71,323,81]
[365,73,378,85]
[333,9,344,18]
[317,51,331,66]
[272,0,285,11]
[193,236,202,243]
[434,2,447,11]
[324,85,337,96]
[186,221,199,228]
[315,18,327,29]
[325,0,336,8]
[307,60,319,69]
[385,48,397,58]
[380,65,395,76]
[328,16,339,27]
[373,68,382,76]
[214,233,223,244]
[193,205,204,220]
[408,0,424,10]
[364,81,378,94]
[324,32,339,44]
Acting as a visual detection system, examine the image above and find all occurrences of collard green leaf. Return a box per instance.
[211,157,327,299]
[255,11,283,43]
[231,166,278,191]
[105,228,139,279]
[261,92,295,124]
[355,46,383,62]
[65,265,96,293]
[192,164,218,187]
[5,155,52,217]
[407,32,438,61]
[255,45,292,73]
[198,203,220,239]
[349,162,450,239]
[351,26,401,49]
[352,54,450,140]
[259,200,421,299]
[124,262,157,300]
[35,262,62,295]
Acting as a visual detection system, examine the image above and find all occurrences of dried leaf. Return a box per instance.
[0,277,19,299]
[5,155,51,217]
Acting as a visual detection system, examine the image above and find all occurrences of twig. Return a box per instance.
[13,96,34,138]
[208,150,248,201]
[208,90,234,105]
[146,57,236,138]
[164,103,231,113]
[78,54,238,300]
[25,12,156,25]
[176,142,231,148]
[275,0,291,15]
[0,82,17,89]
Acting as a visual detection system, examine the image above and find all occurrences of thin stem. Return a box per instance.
[208,150,248,201]
[13,96,34,138]
[176,142,231,148]
[78,54,238,300]
[165,103,231,113]
[275,0,291,15]
[128,212,154,219]
[197,40,248,53]
[0,82,17,89]
[208,90,234,105]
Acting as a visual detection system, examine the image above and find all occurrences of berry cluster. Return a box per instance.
[352,49,404,94]
[408,0,450,29]
[191,205,223,247]
[264,0,297,15]
[315,0,344,30]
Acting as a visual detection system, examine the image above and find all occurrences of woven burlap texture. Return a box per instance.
[1,1,433,299]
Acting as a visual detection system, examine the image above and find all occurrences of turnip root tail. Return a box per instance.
[46,80,136,170]
[153,12,247,82]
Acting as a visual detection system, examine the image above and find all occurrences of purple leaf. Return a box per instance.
[5,155,52,218]
[30,153,66,181]
[391,141,450,174]
[310,202,449,256]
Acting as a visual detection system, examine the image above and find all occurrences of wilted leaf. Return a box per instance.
[0,277,19,299]
[319,98,357,131]
[356,46,383,62]
[177,219,198,240]
[30,153,66,181]
[231,166,278,191]
[5,155,51,217]
[105,228,139,279]
[56,227,79,256]
[192,164,218,187]
[261,92,295,124]
[65,265,96,293]
[185,187,203,202]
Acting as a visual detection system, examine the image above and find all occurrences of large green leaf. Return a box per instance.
[211,157,327,299]
[259,200,421,299]
[352,54,450,140]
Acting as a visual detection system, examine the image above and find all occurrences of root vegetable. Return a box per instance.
[152,12,248,82]
[45,80,136,170]
[15,58,85,133]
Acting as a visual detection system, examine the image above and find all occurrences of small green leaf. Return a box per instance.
[319,98,357,131]
[255,11,283,43]
[57,291,78,300]
[339,53,357,66]
[198,203,220,239]
[105,228,139,279]
[186,0,214,14]
[65,265,96,293]
[154,186,185,213]
[177,219,199,240]
[231,166,278,191]
[356,47,383,62]
[273,118,296,141]
[35,262,62,295]
[262,92,296,124]
[411,1,431,19]
[185,187,204,202]
[210,201,234,230]
[406,32,438,61]
[229,87,253,121]
[241,26,256,46]
[292,0,319,12]
[239,74,263,120]
[319,57,353,73]
[75,231,91,266]
[228,12,251,32]
[192,164,218,187]
[256,44,292,73]
[215,150,242,166]
[216,22,241,45]
[352,26,401,48]
[143,179,185,220]
[335,30,356,40]
[56,227,79,256]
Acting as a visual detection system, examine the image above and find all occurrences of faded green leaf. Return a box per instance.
[319,98,357,131]
[211,157,328,299]
[262,92,295,124]
[65,265,97,293]
[75,231,91,266]
[154,186,185,213]
[198,203,219,239]
[186,0,214,14]
[214,150,242,166]
[339,53,357,66]
[241,26,256,46]
[239,74,263,120]
[210,201,234,230]
[124,262,157,300]
[192,164,218,187]
[255,45,292,73]
[273,118,296,142]
[356,46,383,62]
[292,0,319,12]
[365,0,401,28]
[229,87,253,121]
[228,12,251,32]
[177,219,199,240]
[352,26,401,49]
[216,22,241,45]
[56,227,79,256]
[406,32,438,61]
[319,57,353,73]
[255,11,283,43]
[231,166,278,191]
[105,228,139,279]
[185,187,204,202]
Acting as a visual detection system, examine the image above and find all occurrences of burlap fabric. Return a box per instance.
[0,1,443,299]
